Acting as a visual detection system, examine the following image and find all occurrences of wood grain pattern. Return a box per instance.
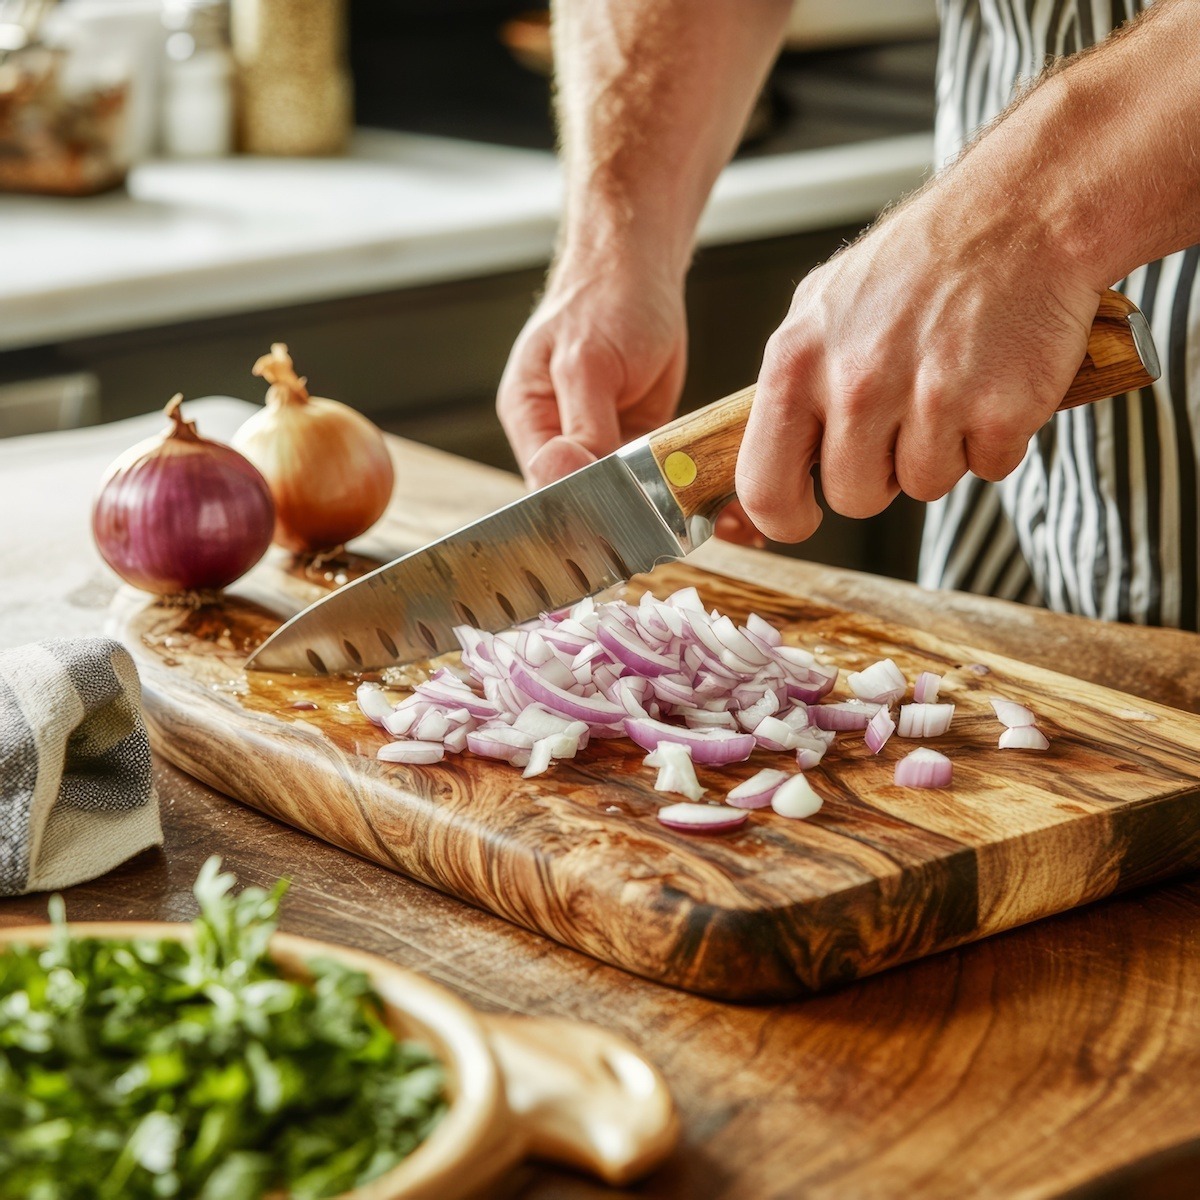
[109,551,1200,1001]
[648,288,1156,521]
[1061,286,1159,409]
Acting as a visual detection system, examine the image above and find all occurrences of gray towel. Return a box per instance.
[0,637,162,896]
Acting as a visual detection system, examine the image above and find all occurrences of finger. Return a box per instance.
[497,331,562,479]
[714,500,767,548]
[736,339,825,543]
[525,436,598,489]
[550,336,625,458]
[963,403,1038,482]
[819,379,902,518]
[893,418,970,502]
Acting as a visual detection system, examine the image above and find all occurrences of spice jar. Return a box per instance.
[230,0,352,156]
[160,0,235,158]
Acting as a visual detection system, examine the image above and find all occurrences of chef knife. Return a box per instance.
[246,288,1159,674]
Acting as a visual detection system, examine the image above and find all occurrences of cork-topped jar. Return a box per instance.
[231,0,352,155]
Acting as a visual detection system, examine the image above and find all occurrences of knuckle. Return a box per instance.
[964,411,1034,481]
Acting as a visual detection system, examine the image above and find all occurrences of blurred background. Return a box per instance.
[0,0,938,577]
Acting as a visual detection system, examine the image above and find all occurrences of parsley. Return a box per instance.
[0,858,447,1200]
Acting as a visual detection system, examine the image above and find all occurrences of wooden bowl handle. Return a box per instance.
[479,1013,679,1187]
[646,286,1160,523]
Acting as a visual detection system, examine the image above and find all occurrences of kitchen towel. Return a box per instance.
[0,637,162,896]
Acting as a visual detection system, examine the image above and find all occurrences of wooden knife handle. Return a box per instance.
[646,286,1160,523]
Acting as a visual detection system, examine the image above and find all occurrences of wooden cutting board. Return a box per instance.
[110,551,1200,1002]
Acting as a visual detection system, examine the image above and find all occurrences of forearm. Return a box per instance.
[933,0,1200,289]
[552,0,791,282]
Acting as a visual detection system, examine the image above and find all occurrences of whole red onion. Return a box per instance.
[92,395,276,595]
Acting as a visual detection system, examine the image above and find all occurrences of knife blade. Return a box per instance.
[245,287,1159,674]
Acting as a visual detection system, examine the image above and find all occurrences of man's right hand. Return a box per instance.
[497,256,687,490]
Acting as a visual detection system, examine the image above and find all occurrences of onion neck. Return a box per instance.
[253,342,310,405]
[163,393,202,442]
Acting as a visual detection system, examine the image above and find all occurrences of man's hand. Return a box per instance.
[497,257,686,489]
[738,0,1200,545]
[736,189,1104,542]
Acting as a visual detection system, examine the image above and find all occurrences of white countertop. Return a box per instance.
[0,127,933,351]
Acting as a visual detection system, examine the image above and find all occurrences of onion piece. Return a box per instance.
[510,663,625,726]
[847,658,907,705]
[864,706,896,754]
[912,671,942,704]
[771,774,824,819]
[624,717,755,765]
[727,768,789,809]
[595,618,679,677]
[896,703,955,738]
[894,747,953,788]
[644,742,705,801]
[991,698,1037,728]
[523,737,557,778]
[378,741,445,765]
[999,725,1050,750]
[811,701,881,731]
[751,715,802,752]
[656,802,747,833]
[356,684,393,727]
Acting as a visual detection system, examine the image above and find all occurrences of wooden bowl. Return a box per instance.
[0,923,679,1199]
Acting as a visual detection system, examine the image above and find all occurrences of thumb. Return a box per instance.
[526,435,598,489]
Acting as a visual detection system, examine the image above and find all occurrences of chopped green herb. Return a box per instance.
[0,858,447,1200]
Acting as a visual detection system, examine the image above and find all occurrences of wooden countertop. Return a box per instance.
[3,401,1200,1199]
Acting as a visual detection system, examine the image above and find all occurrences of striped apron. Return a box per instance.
[917,0,1200,629]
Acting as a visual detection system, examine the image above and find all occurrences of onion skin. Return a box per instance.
[234,343,394,553]
[92,395,275,595]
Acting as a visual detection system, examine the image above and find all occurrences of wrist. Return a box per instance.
[918,76,1115,297]
[549,223,691,298]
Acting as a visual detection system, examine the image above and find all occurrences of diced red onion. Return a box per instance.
[624,717,755,765]
[771,774,824,819]
[727,768,789,809]
[656,802,747,833]
[377,741,445,765]
[864,706,896,754]
[356,683,393,726]
[894,747,953,788]
[847,658,907,705]
[896,703,955,738]
[745,612,781,647]
[999,725,1050,750]
[681,707,738,730]
[523,737,556,779]
[795,746,825,770]
[466,726,535,765]
[991,698,1037,728]
[811,701,881,731]
[912,671,942,704]
[751,715,802,752]
[595,617,679,677]
[644,742,705,801]
[510,663,625,726]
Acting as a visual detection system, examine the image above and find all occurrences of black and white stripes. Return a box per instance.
[918,0,1200,629]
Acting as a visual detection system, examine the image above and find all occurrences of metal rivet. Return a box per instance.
[664,451,698,488]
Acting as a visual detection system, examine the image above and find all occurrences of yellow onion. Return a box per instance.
[232,343,395,554]
[92,395,276,595]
